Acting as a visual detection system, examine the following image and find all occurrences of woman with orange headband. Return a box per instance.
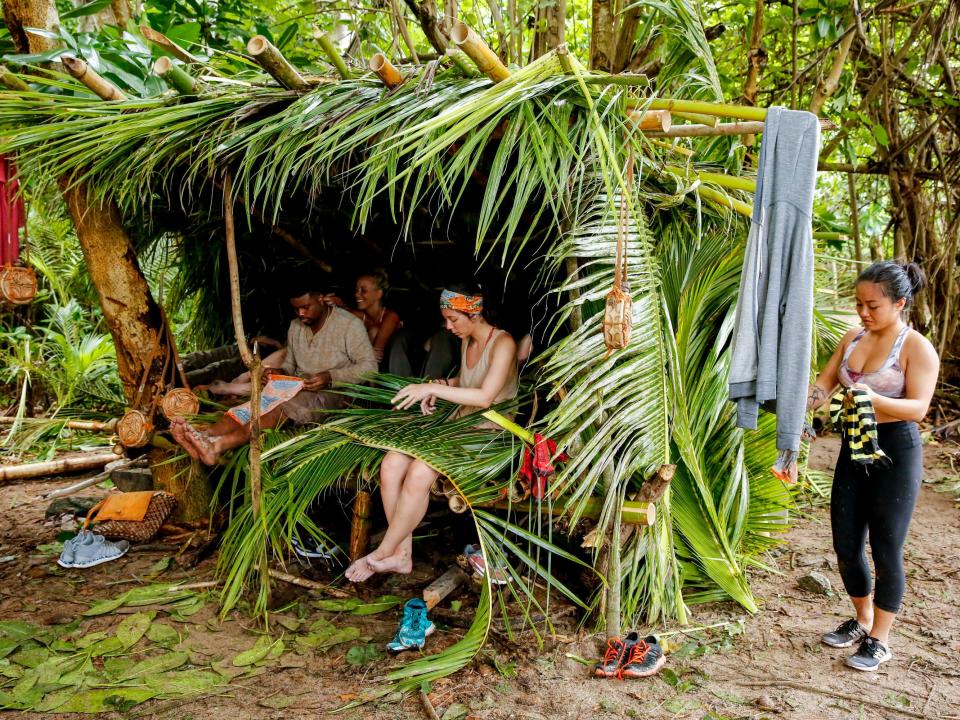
[345,283,519,582]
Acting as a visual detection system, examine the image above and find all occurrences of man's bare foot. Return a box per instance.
[367,550,412,575]
[184,424,219,466]
[170,419,200,461]
[345,555,376,583]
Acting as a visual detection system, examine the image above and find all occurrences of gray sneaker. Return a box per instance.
[846,637,892,671]
[822,618,868,648]
[57,531,130,569]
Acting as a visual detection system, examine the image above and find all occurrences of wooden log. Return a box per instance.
[153,57,197,95]
[0,450,121,483]
[423,566,468,609]
[246,35,308,90]
[627,108,671,131]
[0,66,31,92]
[348,489,372,561]
[450,21,510,82]
[139,26,201,64]
[61,56,126,101]
[317,34,350,80]
[266,568,353,598]
[0,417,118,432]
[369,53,403,89]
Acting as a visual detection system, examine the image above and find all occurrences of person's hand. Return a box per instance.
[322,294,347,308]
[851,382,877,402]
[302,372,330,391]
[392,383,433,410]
[373,347,384,363]
[260,366,280,383]
[421,394,437,415]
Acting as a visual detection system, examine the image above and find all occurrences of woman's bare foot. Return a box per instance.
[345,555,376,583]
[184,424,219,466]
[367,550,412,575]
[170,418,201,461]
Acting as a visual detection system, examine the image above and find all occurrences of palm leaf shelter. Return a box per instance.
[0,28,833,687]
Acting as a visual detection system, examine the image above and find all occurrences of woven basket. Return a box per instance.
[0,266,37,305]
[160,388,199,420]
[94,492,178,542]
[118,409,153,448]
[602,285,633,351]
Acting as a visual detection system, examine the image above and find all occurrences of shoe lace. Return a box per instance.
[838,619,862,634]
[863,639,885,658]
[602,639,624,666]
[616,640,651,678]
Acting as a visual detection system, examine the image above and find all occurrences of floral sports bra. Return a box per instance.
[838,325,910,399]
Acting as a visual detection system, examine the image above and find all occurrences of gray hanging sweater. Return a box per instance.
[728,106,820,452]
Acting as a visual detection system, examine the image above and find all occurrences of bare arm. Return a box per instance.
[393,334,516,410]
[372,310,401,359]
[866,333,940,422]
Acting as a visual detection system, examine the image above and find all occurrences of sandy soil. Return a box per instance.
[1,435,959,719]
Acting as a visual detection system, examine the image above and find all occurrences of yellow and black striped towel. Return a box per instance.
[830,388,890,467]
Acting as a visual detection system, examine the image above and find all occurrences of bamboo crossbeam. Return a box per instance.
[644,117,835,138]
[61,57,126,101]
[0,416,118,432]
[153,57,197,95]
[0,66,31,92]
[628,109,672,132]
[247,36,308,90]
[451,22,510,83]
[0,451,120,483]
[664,165,755,192]
[140,26,201,65]
[642,99,768,122]
[369,53,403,89]
[318,34,350,80]
[673,111,718,127]
[474,495,655,526]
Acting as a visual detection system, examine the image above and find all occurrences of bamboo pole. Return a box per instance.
[645,117,835,138]
[474,496,656,526]
[153,57,197,95]
[61,56,126,101]
[246,35,309,91]
[317,34,350,80]
[0,416,118,432]
[673,111,717,127]
[664,165,755,192]
[627,109,671,132]
[139,26,201,65]
[445,48,480,77]
[348,489,372,560]
[451,21,510,82]
[388,0,419,63]
[0,66,31,92]
[640,99,767,122]
[369,53,403,89]
[0,451,120,483]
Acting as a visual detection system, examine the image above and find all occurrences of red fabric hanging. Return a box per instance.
[0,154,26,266]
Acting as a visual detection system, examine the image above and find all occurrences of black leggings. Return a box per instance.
[831,420,922,613]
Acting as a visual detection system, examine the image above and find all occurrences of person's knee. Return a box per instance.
[404,461,439,492]
[381,451,411,476]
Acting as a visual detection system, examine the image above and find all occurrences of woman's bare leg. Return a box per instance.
[345,451,414,582]
[366,460,438,573]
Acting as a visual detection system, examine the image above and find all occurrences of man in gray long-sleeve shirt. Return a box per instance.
[170,286,377,465]
[728,107,820,464]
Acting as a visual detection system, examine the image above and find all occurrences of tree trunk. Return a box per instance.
[590,0,615,71]
[531,0,565,60]
[4,0,209,520]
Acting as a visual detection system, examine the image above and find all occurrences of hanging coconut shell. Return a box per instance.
[159,388,199,420]
[117,409,153,448]
[603,285,633,351]
[0,265,36,305]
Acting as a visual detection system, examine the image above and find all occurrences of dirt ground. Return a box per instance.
[2,435,959,720]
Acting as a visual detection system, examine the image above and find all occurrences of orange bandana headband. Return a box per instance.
[440,289,483,315]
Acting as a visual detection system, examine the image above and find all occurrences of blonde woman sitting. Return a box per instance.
[345,284,518,581]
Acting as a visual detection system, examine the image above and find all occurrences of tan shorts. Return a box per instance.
[280,390,346,424]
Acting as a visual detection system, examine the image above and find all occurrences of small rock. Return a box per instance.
[756,692,776,710]
[798,571,832,595]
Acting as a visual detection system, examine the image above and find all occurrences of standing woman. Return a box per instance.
[806,261,939,671]
[345,284,518,582]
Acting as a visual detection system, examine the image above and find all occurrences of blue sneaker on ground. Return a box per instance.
[386,598,435,653]
[57,530,130,569]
